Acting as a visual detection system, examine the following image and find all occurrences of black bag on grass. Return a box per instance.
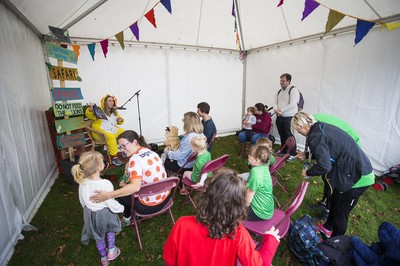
[317,235,354,266]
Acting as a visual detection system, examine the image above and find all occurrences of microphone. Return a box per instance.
[117,107,126,110]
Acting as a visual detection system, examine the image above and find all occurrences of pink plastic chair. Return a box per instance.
[207,132,217,150]
[244,181,309,239]
[167,151,197,177]
[277,136,296,156]
[269,153,291,195]
[181,154,230,208]
[131,177,180,250]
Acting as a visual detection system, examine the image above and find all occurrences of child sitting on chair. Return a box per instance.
[240,106,257,139]
[180,135,212,195]
[245,143,274,221]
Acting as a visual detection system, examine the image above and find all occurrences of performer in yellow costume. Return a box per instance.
[86,94,125,166]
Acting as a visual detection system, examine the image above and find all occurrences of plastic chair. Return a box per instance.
[167,151,197,177]
[181,154,230,208]
[207,131,217,150]
[244,181,309,239]
[277,136,296,156]
[131,177,180,250]
[269,153,291,195]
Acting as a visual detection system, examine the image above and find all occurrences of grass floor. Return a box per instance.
[9,135,400,265]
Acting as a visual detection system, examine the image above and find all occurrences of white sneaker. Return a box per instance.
[287,155,297,162]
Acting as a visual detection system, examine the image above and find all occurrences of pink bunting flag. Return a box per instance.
[145,9,157,28]
[277,0,284,7]
[100,39,109,58]
[130,22,140,41]
[72,45,80,61]
[354,19,375,45]
[302,0,319,21]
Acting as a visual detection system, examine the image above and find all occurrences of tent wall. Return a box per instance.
[0,4,57,265]
[73,45,243,142]
[245,27,400,172]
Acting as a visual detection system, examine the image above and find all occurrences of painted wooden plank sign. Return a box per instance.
[48,26,71,44]
[51,87,83,102]
[53,102,83,117]
[55,116,85,134]
[46,42,77,64]
[56,132,86,149]
[49,65,78,81]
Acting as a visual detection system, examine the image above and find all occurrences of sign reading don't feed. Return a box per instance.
[53,102,83,117]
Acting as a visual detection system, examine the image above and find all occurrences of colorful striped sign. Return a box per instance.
[51,87,83,102]
[46,42,77,64]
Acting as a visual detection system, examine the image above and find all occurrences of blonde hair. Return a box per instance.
[290,112,316,133]
[71,151,104,184]
[246,106,256,114]
[256,137,272,154]
[183,111,203,134]
[248,144,270,165]
[191,135,207,154]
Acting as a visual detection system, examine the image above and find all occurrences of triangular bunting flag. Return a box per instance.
[115,31,125,49]
[72,45,80,61]
[382,22,400,31]
[145,9,157,28]
[100,39,109,58]
[87,43,96,61]
[325,10,345,34]
[277,0,284,7]
[130,22,140,41]
[355,20,375,45]
[231,0,235,17]
[45,62,52,71]
[302,0,319,21]
[160,0,172,14]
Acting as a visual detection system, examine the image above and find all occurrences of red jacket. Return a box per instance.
[252,112,272,135]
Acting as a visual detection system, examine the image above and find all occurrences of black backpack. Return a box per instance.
[278,86,304,111]
[317,235,354,266]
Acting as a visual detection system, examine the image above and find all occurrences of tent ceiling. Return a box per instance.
[5,0,400,50]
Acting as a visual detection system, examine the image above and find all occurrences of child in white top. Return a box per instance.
[72,151,124,266]
[242,106,257,131]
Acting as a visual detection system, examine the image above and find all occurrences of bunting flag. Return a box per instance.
[130,22,140,41]
[160,0,172,14]
[231,0,235,17]
[145,9,157,28]
[72,45,80,61]
[277,0,284,7]
[87,43,96,61]
[382,22,400,31]
[302,0,319,21]
[100,39,109,58]
[325,10,345,34]
[115,31,125,49]
[354,20,375,45]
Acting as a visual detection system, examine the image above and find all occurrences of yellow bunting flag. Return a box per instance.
[72,45,80,61]
[382,22,400,31]
[325,10,345,34]
[115,31,125,49]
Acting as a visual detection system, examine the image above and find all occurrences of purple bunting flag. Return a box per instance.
[232,0,235,17]
[161,0,172,14]
[130,22,140,41]
[355,20,375,45]
[100,39,109,58]
[87,43,96,61]
[302,0,320,21]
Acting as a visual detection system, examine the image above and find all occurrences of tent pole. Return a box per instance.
[63,0,108,30]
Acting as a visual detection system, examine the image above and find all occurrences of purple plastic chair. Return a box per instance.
[269,153,290,195]
[131,176,180,250]
[244,181,309,239]
[182,154,230,208]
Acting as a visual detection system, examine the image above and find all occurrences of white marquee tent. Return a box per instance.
[1,0,399,264]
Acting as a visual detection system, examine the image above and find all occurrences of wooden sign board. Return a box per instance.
[53,102,83,117]
[49,65,78,81]
[46,42,77,64]
[48,26,71,44]
[55,116,85,134]
[51,87,83,102]
[56,132,86,149]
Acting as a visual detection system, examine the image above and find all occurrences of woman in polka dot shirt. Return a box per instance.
[90,130,170,226]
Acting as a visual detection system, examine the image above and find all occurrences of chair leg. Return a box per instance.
[169,209,176,224]
[273,195,281,209]
[276,171,287,193]
[133,218,143,250]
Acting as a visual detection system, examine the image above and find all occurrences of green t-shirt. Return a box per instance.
[191,151,212,182]
[247,165,274,220]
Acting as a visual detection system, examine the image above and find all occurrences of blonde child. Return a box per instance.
[245,144,274,221]
[72,151,123,266]
[180,135,212,195]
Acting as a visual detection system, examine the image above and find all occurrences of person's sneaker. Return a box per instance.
[179,188,189,195]
[101,256,109,266]
[121,217,131,227]
[287,155,297,162]
[107,247,121,261]
[112,157,123,166]
[321,210,329,224]
[317,223,332,238]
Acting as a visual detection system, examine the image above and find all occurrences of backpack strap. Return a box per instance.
[288,86,295,95]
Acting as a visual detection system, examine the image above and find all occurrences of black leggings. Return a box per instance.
[117,194,171,218]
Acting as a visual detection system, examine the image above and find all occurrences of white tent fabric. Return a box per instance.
[1,0,400,264]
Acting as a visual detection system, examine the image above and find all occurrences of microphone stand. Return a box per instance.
[118,90,142,136]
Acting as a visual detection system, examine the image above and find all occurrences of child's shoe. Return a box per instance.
[121,216,131,227]
[107,247,121,261]
[101,256,109,266]
[317,223,332,238]
[179,188,189,195]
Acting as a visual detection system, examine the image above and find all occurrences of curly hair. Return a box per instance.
[195,168,247,239]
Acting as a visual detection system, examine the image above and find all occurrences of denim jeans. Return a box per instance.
[238,131,267,144]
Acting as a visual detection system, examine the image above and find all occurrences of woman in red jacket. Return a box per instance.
[164,168,280,266]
